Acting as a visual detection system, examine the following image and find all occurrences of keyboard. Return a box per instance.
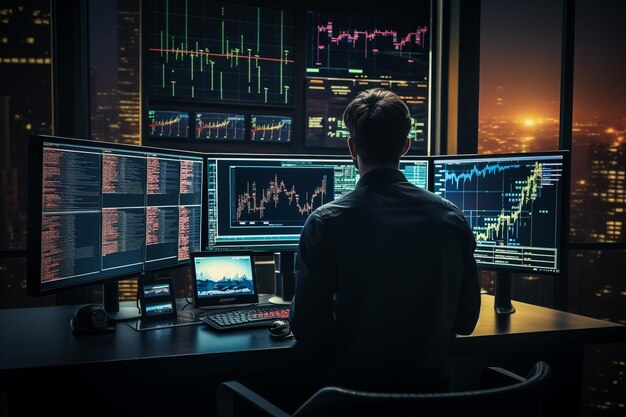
[199,303,290,330]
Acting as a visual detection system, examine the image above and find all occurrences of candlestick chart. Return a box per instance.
[231,166,334,228]
[146,0,294,104]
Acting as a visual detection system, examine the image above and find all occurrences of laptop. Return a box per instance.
[190,251,290,330]
[190,251,259,308]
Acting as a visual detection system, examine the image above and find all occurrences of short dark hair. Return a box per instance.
[342,88,411,165]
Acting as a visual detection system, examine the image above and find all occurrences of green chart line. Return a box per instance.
[185,0,188,50]
[247,49,251,83]
[160,31,163,57]
[210,61,215,90]
[162,64,165,88]
[257,65,260,94]
[220,72,223,100]
[256,7,260,54]
[221,7,224,54]
[165,0,169,63]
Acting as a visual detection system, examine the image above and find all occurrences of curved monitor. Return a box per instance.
[27,135,204,295]
[205,154,429,252]
[432,151,569,274]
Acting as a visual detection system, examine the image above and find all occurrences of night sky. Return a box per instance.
[479,0,626,122]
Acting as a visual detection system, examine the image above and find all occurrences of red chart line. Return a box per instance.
[148,48,295,64]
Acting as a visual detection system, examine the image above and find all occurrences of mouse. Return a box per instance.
[268,319,292,339]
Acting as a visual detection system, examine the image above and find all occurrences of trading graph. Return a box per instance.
[308,13,428,79]
[146,1,294,104]
[148,110,190,138]
[305,7,430,151]
[433,155,564,273]
[231,166,334,228]
[195,112,245,140]
[250,115,292,142]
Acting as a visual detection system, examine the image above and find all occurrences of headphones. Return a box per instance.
[70,304,115,335]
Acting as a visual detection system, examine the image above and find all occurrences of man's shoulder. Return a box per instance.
[310,200,345,222]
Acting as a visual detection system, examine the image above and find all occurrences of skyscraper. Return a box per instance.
[587,141,626,242]
[117,0,140,145]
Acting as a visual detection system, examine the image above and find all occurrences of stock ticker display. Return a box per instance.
[147,110,190,139]
[206,157,428,251]
[145,1,294,105]
[433,154,565,273]
[40,142,203,290]
[305,5,430,151]
[195,112,246,140]
[250,115,292,143]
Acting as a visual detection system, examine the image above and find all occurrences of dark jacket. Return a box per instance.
[289,168,481,392]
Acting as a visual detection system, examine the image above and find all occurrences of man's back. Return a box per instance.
[289,168,480,392]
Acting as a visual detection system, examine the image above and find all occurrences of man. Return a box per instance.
[289,88,481,393]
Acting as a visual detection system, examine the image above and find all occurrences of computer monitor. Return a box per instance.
[147,109,190,139]
[305,1,431,153]
[432,151,569,275]
[27,135,204,302]
[143,1,294,105]
[205,154,429,252]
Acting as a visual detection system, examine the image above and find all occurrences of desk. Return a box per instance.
[1,295,624,416]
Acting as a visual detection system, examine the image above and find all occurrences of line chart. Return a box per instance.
[433,156,565,272]
[251,115,292,142]
[195,113,245,140]
[148,110,189,138]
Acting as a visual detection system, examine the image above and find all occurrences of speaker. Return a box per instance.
[269,252,296,304]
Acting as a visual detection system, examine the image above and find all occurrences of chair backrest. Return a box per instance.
[293,361,551,417]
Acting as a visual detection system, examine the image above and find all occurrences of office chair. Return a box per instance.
[216,361,551,417]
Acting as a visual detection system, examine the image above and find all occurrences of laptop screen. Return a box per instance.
[190,251,259,307]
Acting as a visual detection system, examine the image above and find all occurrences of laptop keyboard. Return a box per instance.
[199,303,290,330]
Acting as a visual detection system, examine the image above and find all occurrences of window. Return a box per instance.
[478,0,562,154]
[0,0,53,309]
[89,0,140,146]
[89,0,141,300]
[570,0,626,244]
[0,0,52,251]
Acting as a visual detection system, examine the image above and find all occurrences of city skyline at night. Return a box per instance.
[0,0,624,414]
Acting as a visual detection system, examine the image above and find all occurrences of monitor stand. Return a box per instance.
[268,251,296,305]
[103,281,141,321]
[494,272,516,315]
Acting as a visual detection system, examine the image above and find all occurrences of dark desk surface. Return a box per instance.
[1,295,624,374]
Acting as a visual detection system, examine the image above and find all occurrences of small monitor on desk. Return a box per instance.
[190,251,259,308]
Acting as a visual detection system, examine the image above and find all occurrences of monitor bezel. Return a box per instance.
[430,150,570,276]
[27,134,206,296]
[190,250,259,308]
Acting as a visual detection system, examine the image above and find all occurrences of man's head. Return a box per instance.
[342,88,411,167]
